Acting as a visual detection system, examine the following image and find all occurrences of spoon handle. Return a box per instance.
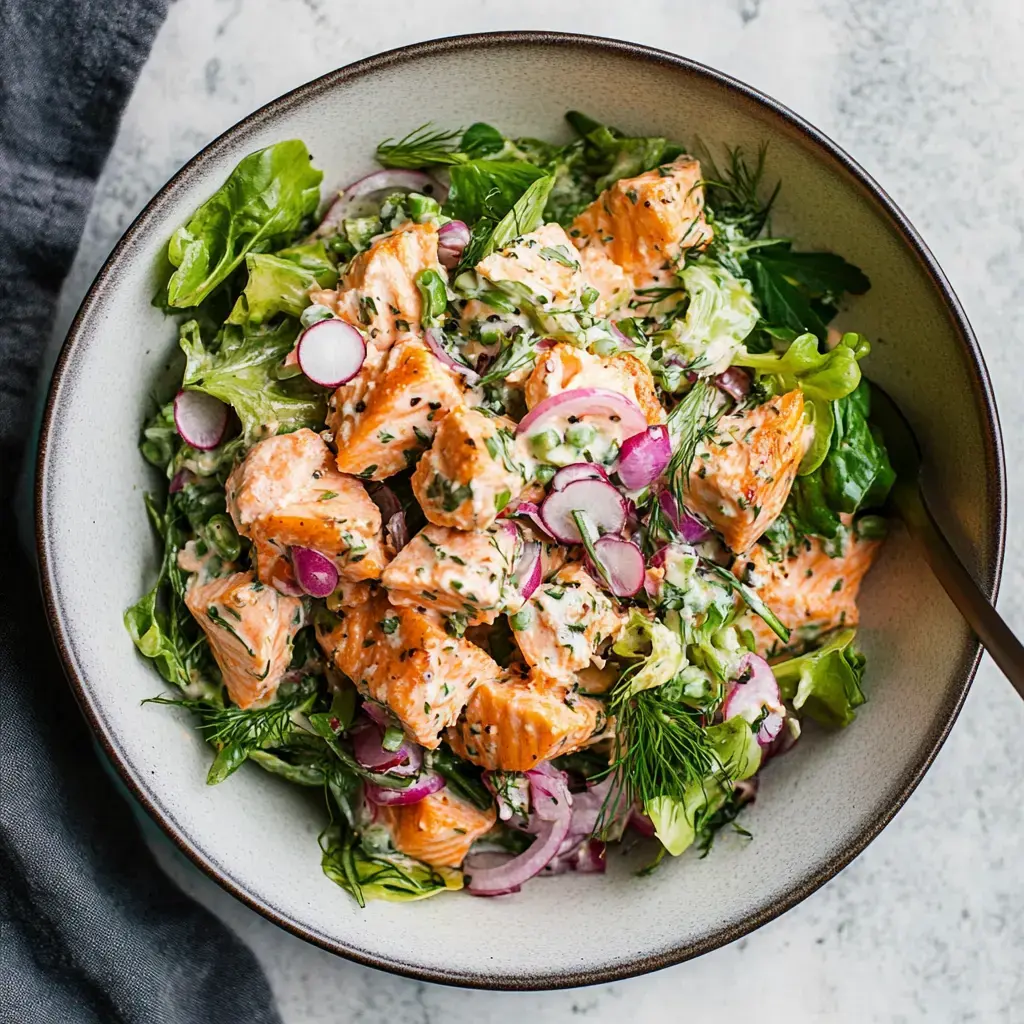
[898,483,1024,701]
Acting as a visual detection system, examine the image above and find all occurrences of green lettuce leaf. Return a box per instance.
[166,140,323,308]
[226,243,337,326]
[445,160,547,224]
[461,173,555,268]
[179,319,324,440]
[612,609,686,700]
[734,331,867,403]
[773,628,866,728]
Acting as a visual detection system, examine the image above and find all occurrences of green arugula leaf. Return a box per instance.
[445,160,547,224]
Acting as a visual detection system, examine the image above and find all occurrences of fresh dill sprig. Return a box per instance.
[476,330,538,386]
[376,124,465,169]
[701,141,780,240]
[705,562,790,644]
[597,683,720,835]
[145,677,316,784]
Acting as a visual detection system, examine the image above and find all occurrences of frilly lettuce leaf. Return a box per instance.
[226,241,337,326]
[167,140,322,308]
[179,319,324,441]
[612,609,686,700]
[773,628,866,728]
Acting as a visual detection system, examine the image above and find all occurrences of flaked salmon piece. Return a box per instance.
[381,522,520,626]
[524,341,664,425]
[736,526,883,657]
[328,337,464,481]
[185,571,303,709]
[570,156,712,291]
[316,593,502,747]
[687,390,809,554]
[475,222,589,310]
[226,427,328,531]
[511,563,627,682]
[309,222,442,366]
[446,664,605,772]
[577,246,631,316]
[326,579,379,610]
[378,789,496,868]
[226,428,388,592]
[411,407,533,531]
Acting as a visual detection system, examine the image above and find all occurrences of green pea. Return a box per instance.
[408,193,441,222]
[565,423,597,448]
[509,607,533,631]
[529,429,562,456]
[580,286,600,309]
[206,513,241,562]
[534,464,556,484]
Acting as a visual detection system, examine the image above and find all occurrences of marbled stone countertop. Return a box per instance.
[54,1,1023,1020]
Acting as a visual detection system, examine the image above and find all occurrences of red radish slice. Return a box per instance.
[312,169,447,238]
[437,220,470,268]
[629,808,656,838]
[540,479,626,544]
[589,536,645,597]
[723,653,786,747]
[516,387,647,440]
[617,425,671,490]
[505,501,550,537]
[510,539,543,600]
[658,490,710,543]
[424,327,480,384]
[550,463,610,491]
[364,770,445,807]
[297,319,366,387]
[174,390,229,451]
[290,546,339,598]
[169,468,195,494]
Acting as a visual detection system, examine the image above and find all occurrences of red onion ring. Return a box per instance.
[424,327,480,384]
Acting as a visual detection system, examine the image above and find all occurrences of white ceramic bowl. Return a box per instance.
[37,33,1004,989]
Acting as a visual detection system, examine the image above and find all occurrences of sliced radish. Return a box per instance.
[424,327,480,383]
[510,539,543,600]
[291,546,339,598]
[539,479,626,544]
[714,366,751,402]
[550,463,610,491]
[658,490,710,543]
[617,425,671,490]
[297,319,366,387]
[505,501,551,538]
[437,220,470,268]
[723,653,786,747]
[588,536,645,597]
[173,390,229,450]
[516,387,647,441]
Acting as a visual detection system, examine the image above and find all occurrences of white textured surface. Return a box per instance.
[55,1,1024,1020]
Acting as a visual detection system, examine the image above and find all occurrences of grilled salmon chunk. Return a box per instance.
[184,571,303,709]
[309,222,442,366]
[412,407,533,531]
[511,563,626,682]
[316,593,502,747]
[328,337,464,481]
[226,428,388,593]
[736,525,883,656]
[381,522,520,625]
[446,664,605,772]
[378,789,496,868]
[570,157,712,290]
[687,390,809,554]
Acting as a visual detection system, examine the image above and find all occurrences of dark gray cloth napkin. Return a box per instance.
[1,2,284,1021]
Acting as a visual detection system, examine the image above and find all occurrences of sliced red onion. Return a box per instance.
[312,169,448,237]
[291,546,339,598]
[550,463,610,491]
[437,220,470,269]
[540,479,627,544]
[482,770,531,830]
[424,327,480,384]
[714,366,752,402]
[168,468,195,494]
[658,490,710,543]
[466,764,572,896]
[364,770,445,806]
[510,539,543,600]
[297,319,366,388]
[367,483,402,522]
[617,425,671,490]
[361,702,392,730]
[351,718,423,776]
[516,387,647,441]
[588,536,645,597]
[542,837,607,875]
[629,807,656,838]
[609,321,636,350]
[173,390,229,451]
[386,511,409,552]
[723,653,786,747]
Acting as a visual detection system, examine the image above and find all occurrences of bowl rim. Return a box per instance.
[36,30,1006,991]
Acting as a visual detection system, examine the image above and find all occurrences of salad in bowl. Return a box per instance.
[127,112,894,905]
